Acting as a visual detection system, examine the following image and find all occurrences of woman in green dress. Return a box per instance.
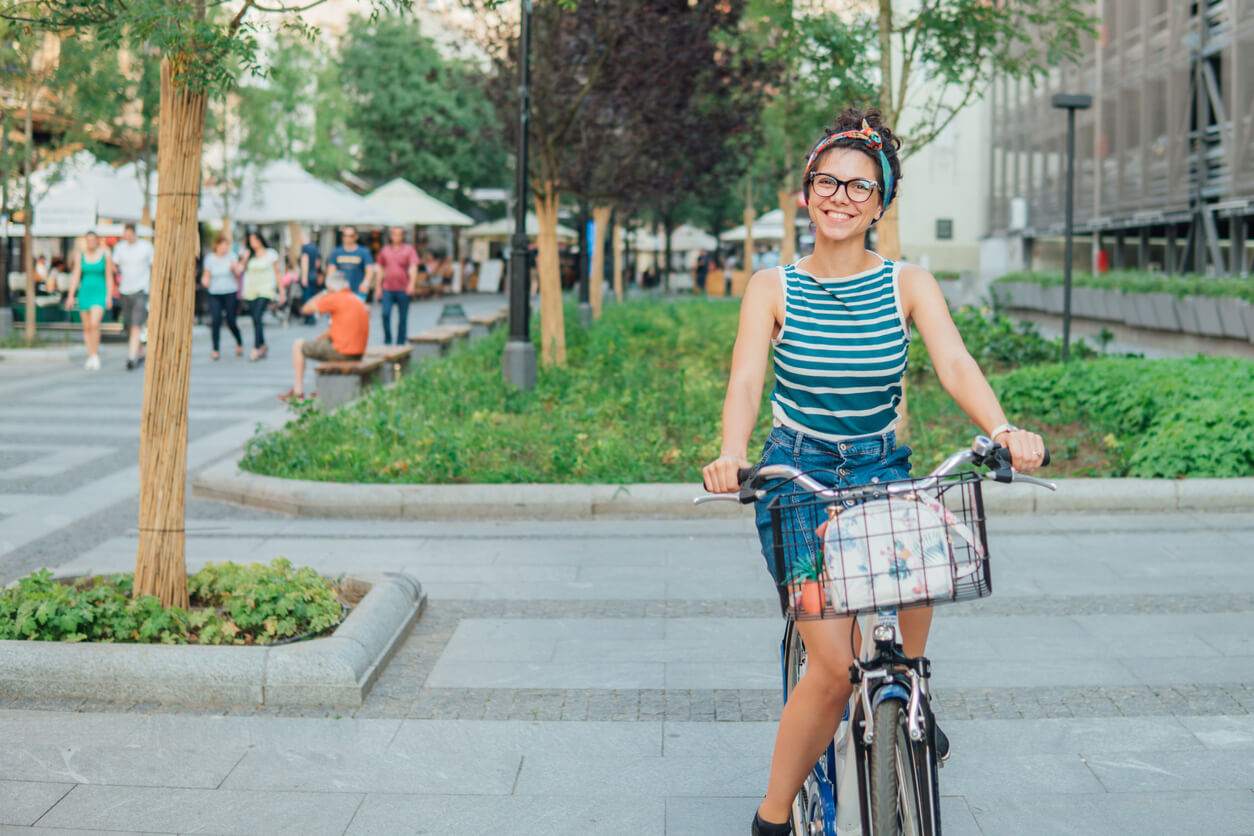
[66,231,115,371]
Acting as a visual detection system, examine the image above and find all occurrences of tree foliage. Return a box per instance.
[338,12,503,202]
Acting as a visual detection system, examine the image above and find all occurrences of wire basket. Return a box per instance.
[768,471,991,619]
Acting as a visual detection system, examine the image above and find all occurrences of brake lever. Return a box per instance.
[981,471,1058,491]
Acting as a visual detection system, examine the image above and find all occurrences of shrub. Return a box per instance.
[0,559,344,645]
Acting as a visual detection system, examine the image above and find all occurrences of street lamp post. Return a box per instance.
[503,0,537,390]
[1052,92,1092,362]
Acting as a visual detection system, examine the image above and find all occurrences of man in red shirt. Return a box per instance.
[376,226,420,345]
[280,273,370,400]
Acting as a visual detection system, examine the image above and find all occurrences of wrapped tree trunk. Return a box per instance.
[779,188,797,266]
[134,57,209,609]
[612,224,624,303]
[22,78,35,345]
[589,204,611,318]
[742,206,755,280]
[534,182,566,366]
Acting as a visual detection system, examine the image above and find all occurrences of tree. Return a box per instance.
[338,13,502,207]
[867,0,1095,259]
[3,0,409,608]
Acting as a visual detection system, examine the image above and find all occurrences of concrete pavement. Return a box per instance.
[0,294,1252,834]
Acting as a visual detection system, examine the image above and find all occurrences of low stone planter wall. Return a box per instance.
[0,572,426,706]
[994,282,1252,343]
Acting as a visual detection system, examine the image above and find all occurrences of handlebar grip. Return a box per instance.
[1041,447,1051,467]
[736,467,757,485]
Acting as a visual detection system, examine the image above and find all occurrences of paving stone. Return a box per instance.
[0,780,72,826]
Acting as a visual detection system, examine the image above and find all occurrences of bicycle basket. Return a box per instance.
[769,471,990,619]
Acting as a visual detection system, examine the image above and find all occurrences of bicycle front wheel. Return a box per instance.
[869,700,935,836]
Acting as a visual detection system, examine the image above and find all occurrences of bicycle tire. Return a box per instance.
[870,700,927,836]
[784,620,834,835]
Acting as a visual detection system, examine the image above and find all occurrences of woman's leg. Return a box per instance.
[85,307,104,356]
[224,296,244,348]
[250,298,266,349]
[380,291,394,345]
[208,294,224,353]
[757,615,858,824]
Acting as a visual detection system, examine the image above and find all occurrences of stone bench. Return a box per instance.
[314,357,385,410]
[363,345,414,385]
[469,308,508,338]
[407,324,471,358]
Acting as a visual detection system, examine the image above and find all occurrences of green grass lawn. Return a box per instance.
[240,299,1254,483]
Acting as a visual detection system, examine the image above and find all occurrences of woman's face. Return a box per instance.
[84,233,99,250]
[248,234,263,252]
[806,148,883,244]
[215,239,230,255]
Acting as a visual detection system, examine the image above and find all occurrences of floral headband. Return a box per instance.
[804,119,894,221]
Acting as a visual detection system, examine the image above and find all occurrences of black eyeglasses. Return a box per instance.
[808,173,879,203]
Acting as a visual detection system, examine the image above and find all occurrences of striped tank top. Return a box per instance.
[770,258,909,441]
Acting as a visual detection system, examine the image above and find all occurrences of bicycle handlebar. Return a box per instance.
[694,436,1055,506]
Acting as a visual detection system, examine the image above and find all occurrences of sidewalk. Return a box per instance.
[4,510,1254,834]
[1,292,1253,834]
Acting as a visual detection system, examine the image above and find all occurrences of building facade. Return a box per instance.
[986,0,1253,277]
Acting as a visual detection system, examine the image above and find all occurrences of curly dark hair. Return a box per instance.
[802,107,903,212]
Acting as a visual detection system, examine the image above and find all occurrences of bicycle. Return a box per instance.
[697,435,1054,835]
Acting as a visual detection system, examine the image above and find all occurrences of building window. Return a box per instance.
[935,219,954,240]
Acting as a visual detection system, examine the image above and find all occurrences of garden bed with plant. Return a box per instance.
[239,299,1254,483]
[0,559,353,645]
[991,270,1254,340]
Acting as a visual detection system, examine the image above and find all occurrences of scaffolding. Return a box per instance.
[987,0,1254,276]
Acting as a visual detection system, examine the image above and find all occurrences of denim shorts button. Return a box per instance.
[871,476,880,483]
[839,443,848,451]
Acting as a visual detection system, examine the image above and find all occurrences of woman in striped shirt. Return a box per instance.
[702,108,1048,836]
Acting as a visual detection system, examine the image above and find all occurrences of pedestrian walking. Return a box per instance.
[200,235,244,360]
[65,231,114,371]
[376,226,419,345]
[111,223,154,370]
[700,108,1047,836]
[326,226,375,302]
[238,230,284,361]
[280,272,369,401]
[299,232,321,325]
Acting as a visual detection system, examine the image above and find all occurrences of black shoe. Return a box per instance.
[125,357,135,371]
[752,811,791,836]
[934,723,951,762]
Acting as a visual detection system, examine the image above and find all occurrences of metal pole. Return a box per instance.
[503,0,537,389]
[1062,105,1076,362]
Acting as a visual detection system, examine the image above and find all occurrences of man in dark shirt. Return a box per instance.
[326,226,375,301]
[298,234,321,325]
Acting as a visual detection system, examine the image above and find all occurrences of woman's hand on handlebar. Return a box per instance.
[995,428,1048,473]
[702,453,751,494]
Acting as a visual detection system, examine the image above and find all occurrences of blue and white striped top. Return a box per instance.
[770,259,910,441]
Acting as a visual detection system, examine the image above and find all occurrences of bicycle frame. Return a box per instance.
[783,608,940,836]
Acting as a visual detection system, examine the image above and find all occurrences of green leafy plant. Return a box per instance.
[0,559,344,645]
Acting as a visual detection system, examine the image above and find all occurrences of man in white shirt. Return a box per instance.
[111,223,155,370]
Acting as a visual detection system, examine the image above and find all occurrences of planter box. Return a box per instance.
[1187,295,1226,338]
[1097,289,1125,322]
[1240,303,1254,346]
[1041,285,1065,314]
[1146,292,1182,331]
[1124,293,1152,329]
[1217,297,1249,340]
[992,282,1022,309]
[1071,287,1103,320]
[1173,297,1201,334]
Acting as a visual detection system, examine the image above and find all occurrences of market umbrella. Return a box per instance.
[364,178,473,227]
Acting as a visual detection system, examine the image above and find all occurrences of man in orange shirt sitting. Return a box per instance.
[280,272,369,400]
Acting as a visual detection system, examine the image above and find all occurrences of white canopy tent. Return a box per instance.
[466,214,577,241]
[363,178,474,227]
[25,152,155,235]
[722,208,810,242]
[198,160,400,227]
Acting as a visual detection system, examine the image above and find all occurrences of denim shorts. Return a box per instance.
[753,425,912,584]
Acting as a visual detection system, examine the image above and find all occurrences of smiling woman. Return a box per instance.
[700,106,1052,836]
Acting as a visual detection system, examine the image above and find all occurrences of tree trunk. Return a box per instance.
[534,182,566,366]
[779,188,797,266]
[134,58,208,609]
[742,206,755,279]
[876,200,902,261]
[612,223,623,303]
[23,79,36,345]
[590,204,611,318]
